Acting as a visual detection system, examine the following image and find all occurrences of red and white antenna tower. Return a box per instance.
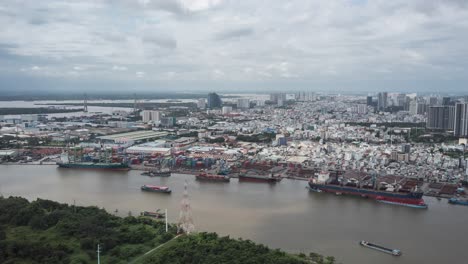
[178,180,194,234]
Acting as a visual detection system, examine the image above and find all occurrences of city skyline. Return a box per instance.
[1,1,468,93]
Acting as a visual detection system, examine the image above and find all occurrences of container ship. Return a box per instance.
[141,185,172,194]
[308,171,427,209]
[57,147,130,171]
[196,172,230,182]
[238,170,282,183]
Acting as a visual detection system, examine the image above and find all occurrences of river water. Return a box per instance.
[0,165,466,264]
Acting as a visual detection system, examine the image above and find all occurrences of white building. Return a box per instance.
[197,98,206,109]
[142,110,161,123]
[222,106,233,114]
[256,100,265,107]
[357,104,367,114]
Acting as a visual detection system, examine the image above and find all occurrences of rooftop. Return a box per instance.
[97,130,168,142]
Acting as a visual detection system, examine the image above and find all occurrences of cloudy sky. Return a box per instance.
[1,0,468,94]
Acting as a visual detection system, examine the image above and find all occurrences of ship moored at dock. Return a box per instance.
[238,170,282,183]
[308,170,427,208]
[196,172,230,182]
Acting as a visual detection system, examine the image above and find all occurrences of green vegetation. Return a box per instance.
[409,128,458,143]
[0,197,334,264]
[138,232,334,264]
[237,132,276,143]
[0,108,83,115]
[0,196,176,264]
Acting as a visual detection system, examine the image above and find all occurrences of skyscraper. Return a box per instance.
[366,96,373,106]
[237,99,250,109]
[377,92,388,111]
[207,92,222,109]
[427,106,455,130]
[454,103,468,138]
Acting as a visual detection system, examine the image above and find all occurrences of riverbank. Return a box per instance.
[0,196,328,264]
[0,107,83,115]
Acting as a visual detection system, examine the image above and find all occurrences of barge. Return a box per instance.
[141,185,172,194]
[359,240,402,256]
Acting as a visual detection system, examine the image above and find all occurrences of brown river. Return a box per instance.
[0,165,466,264]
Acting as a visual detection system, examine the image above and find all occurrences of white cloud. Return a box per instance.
[1,0,468,91]
[112,65,128,71]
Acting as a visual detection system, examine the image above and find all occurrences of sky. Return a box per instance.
[1,0,468,94]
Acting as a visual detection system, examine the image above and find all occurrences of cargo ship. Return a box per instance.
[308,171,427,209]
[196,172,230,182]
[57,162,130,171]
[141,185,172,194]
[141,168,171,177]
[238,171,282,183]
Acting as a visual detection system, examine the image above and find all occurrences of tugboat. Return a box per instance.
[359,241,402,256]
[141,185,172,194]
[141,168,171,177]
[196,172,230,182]
[448,197,468,206]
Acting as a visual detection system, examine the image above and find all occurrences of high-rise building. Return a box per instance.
[442,97,451,106]
[377,92,388,111]
[409,100,426,115]
[454,103,468,138]
[357,104,367,114]
[366,96,373,106]
[270,93,286,104]
[207,93,222,109]
[142,110,161,123]
[161,116,176,127]
[396,94,407,107]
[255,100,265,107]
[427,106,455,130]
[237,99,250,109]
[197,98,206,109]
[427,96,438,106]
